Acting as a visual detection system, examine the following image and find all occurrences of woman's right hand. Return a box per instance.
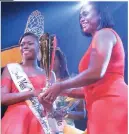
[38,93,53,112]
[32,89,42,97]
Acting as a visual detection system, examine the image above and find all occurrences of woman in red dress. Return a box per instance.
[40,2,128,134]
[1,32,53,134]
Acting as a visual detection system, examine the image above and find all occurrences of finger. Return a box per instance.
[38,95,46,104]
[49,96,55,103]
[49,95,57,103]
[52,96,57,102]
[39,97,51,105]
[44,93,52,101]
[51,94,57,102]
[38,93,50,103]
[45,94,55,104]
[38,92,44,98]
[41,90,49,98]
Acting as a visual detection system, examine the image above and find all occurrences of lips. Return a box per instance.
[82,23,88,28]
[22,50,30,54]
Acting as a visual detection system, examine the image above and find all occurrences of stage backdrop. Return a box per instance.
[1,1,128,130]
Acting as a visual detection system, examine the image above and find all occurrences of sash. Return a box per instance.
[7,63,51,134]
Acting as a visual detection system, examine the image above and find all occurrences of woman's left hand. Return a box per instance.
[38,93,53,111]
[41,82,61,103]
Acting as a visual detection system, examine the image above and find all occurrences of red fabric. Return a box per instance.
[79,28,128,134]
[2,76,46,134]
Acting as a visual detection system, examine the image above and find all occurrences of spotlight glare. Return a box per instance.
[80,0,89,6]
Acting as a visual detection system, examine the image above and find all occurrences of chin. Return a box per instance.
[82,29,92,37]
[83,27,90,33]
[23,56,34,60]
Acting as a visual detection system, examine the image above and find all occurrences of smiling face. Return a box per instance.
[79,3,100,35]
[20,35,39,60]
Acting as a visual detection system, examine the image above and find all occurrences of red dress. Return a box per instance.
[2,76,46,134]
[79,28,128,134]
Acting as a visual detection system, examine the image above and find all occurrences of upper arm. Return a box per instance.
[1,66,12,93]
[88,29,117,77]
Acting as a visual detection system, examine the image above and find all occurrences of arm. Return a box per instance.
[61,87,85,99]
[42,29,117,101]
[59,29,116,90]
[1,67,39,106]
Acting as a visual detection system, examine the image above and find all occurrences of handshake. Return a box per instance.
[37,82,62,112]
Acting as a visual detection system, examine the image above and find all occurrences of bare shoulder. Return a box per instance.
[95,29,117,45]
[2,66,11,79]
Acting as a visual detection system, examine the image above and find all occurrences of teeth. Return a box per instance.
[82,24,87,28]
[82,23,88,28]
[23,51,29,54]
[23,50,29,52]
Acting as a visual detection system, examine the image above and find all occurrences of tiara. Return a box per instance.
[24,10,44,38]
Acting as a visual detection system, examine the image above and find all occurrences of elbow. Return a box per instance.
[99,72,105,79]
[1,100,7,106]
[94,72,104,79]
[90,68,105,80]
[1,99,7,106]
[97,68,106,79]
[1,96,9,106]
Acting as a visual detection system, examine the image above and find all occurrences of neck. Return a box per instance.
[22,59,38,68]
[91,30,97,36]
[91,27,99,36]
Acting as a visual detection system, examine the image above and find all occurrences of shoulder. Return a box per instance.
[3,63,17,72]
[2,66,11,79]
[2,63,22,79]
[95,28,117,45]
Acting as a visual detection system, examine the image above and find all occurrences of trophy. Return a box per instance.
[39,33,57,113]
[39,34,86,133]
[39,33,57,89]
[39,33,64,133]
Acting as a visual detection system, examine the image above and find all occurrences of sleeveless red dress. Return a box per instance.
[2,76,46,134]
[79,28,128,134]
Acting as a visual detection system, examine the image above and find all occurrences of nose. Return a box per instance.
[80,17,86,24]
[23,43,29,49]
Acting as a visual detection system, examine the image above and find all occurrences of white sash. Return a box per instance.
[7,63,51,134]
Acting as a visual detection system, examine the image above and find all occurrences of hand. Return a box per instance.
[38,93,53,112]
[32,89,42,97]
[41,82,61,103]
